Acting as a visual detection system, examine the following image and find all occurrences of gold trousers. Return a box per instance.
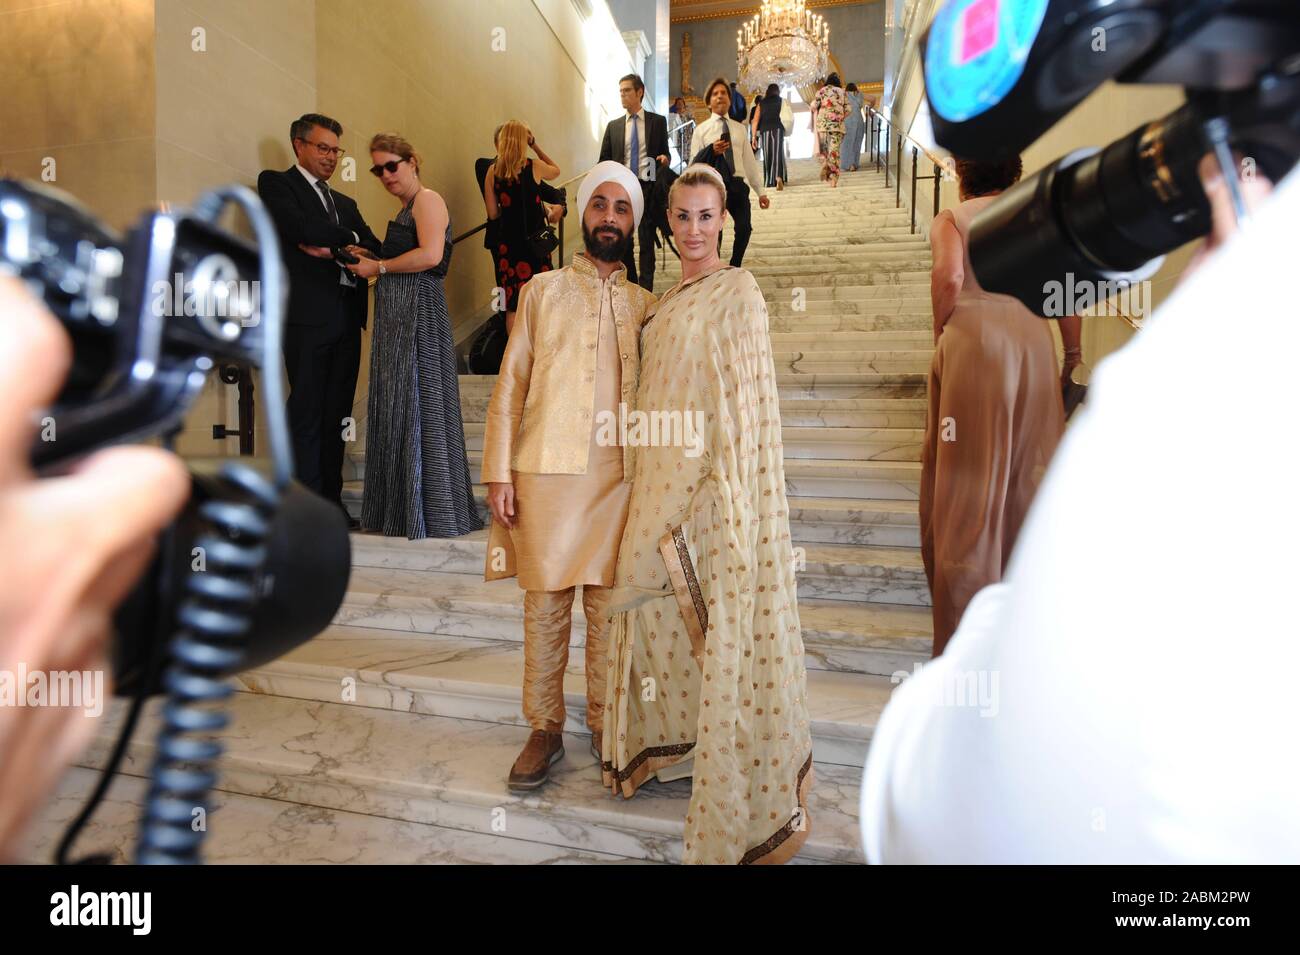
[522,585,611,733]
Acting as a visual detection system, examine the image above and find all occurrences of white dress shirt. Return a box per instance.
[689,112,765,200]
[860,168,1300,864]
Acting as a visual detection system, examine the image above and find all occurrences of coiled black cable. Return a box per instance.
[133,461,278,864]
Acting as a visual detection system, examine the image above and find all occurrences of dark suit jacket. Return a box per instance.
[256,166,382,331]
[599,110,669,171]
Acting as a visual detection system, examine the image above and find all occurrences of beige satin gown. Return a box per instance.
[921,196,1065,655]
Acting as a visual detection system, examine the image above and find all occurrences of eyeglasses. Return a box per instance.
[369,159,408,177]
[298,138,344,158]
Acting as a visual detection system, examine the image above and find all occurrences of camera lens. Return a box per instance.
[968,105,1213,315]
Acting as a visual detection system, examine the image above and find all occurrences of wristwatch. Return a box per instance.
[378,260,387,275]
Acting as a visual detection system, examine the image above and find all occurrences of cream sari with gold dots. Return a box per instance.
[600,264,814,865]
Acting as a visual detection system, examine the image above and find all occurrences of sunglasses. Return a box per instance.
[369,159,408,177]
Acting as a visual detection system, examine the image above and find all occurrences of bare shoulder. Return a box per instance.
[416,188,446,210]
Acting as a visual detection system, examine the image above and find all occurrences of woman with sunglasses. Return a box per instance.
[482,120,561,335]
[345,133,482,539]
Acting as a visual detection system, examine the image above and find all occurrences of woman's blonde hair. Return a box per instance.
[494,120,530,183]
[668,163,727,212]
[369,132,421,175]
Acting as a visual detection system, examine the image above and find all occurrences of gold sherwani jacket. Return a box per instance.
[482,253,656,483]
[482,253,656,583]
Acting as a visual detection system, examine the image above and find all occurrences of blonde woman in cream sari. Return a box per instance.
[600,164,814,864]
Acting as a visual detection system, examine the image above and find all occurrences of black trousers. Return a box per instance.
[282,294,361,507]
[721,178,753,268]
[622,178,658,292]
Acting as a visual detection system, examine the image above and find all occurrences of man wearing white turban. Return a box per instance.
[483,161,657,791]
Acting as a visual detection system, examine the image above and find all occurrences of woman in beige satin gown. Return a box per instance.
[921,157,1080,655]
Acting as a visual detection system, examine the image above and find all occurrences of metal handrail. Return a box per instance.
[864,103,947,234]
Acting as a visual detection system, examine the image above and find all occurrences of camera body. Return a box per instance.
[921,0,1300,313]
[3,179,265,466]
[2,177,351,863]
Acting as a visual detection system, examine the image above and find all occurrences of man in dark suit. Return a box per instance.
[257,113,381,522]
[598,74,669,291]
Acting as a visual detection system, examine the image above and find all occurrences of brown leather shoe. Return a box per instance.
[507,730,564,791]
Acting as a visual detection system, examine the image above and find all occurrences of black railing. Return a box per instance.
[864,104,946,235]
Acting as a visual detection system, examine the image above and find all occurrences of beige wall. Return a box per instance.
[0,0,156,230]
[152,0,318,458]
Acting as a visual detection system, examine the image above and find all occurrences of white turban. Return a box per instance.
[577,160,644,229]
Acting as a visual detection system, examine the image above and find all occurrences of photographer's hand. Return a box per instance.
[1185,155,1274,281]
[0,277,189,861]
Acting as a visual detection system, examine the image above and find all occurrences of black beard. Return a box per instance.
[583,222,631,263]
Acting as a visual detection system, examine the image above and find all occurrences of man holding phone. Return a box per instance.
[258,113,381,523]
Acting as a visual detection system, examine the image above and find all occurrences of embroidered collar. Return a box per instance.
[571,251,628,286]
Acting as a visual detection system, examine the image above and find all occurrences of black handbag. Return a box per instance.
[523,166,559,261]
[468,312,508,375]
[526,224,558,261]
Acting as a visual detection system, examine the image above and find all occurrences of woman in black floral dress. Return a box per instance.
[482,120,561,334]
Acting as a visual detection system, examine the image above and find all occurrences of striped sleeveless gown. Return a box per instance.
[362,198,483,538]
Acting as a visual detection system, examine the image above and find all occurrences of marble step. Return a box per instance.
[345,451,922,500]
[766,302,933,320]
[769,330,933,347]
[236,626,894,767]
[21,766,649,865]
[755,282,932,301]
[769,373,926,399]
[332,568,932,675]
[752,273,933,291]
[767,314,932,333]
[346,533,930,606]
[458,422,923,462]
[73,690,867,864]
[769,351,932,376]
[343,483,920,548]
[746,231,928,246]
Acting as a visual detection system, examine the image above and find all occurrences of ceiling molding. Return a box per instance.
[671,0,871,25]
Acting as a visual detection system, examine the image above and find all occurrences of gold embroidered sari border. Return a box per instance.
[659,525,708,667]
[606,741,696,784]
[739,752,815,865]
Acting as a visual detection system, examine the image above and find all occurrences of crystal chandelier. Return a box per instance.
[736,0,830,93]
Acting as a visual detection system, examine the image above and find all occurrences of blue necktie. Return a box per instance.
[629,114,640,179]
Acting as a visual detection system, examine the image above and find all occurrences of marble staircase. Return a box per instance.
[25,159,934,866]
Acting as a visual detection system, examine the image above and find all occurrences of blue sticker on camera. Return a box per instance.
[925,0,1050,122]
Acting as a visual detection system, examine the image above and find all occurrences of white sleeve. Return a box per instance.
[689,124,704,163]
[741,135,765,199]
[860,167,1300,864]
